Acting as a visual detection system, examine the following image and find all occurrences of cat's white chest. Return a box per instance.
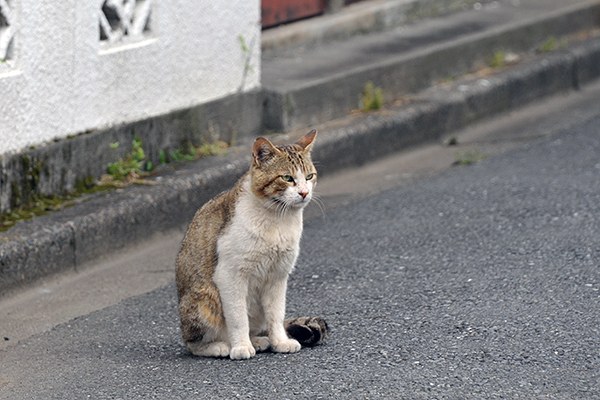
[217,188,303,279]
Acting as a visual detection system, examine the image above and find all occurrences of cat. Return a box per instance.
[176,129,329,360]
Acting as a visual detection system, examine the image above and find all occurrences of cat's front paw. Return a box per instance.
[230,344,256,360]
[271,338,301,354]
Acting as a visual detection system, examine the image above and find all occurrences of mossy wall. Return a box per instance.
[0,90,263,213]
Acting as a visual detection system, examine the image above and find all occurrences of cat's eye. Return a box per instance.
[281,175,295,183]
[306,173,315,180]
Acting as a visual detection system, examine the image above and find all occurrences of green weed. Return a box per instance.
[453,150,486,166]
[537,36,566,53]
[168,148,196,163]
[196,141,229,157]
[105,137,149,183]
[157,140,229,165]
[238,34,254,76]
[489,51,506,69]
[238,34,250,54]
[360,81,384,112]
[539,37,558,53]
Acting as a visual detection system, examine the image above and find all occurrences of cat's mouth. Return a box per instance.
[299,196,311,205]
[270,196,310,210]
[295,197,311,208]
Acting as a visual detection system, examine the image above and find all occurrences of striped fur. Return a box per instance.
[285,317,330,347]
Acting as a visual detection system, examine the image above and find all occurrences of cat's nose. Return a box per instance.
[299,190,309,199]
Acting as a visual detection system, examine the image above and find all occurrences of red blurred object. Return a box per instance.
[262,0,326,29]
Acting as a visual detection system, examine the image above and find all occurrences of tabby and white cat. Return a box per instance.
[176,130,329,360]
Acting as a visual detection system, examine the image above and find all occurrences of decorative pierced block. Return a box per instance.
[99,0,152,44]
[0,0,15,61]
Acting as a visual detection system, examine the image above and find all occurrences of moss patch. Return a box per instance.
[1,138,231,232]
[0,184,109,232]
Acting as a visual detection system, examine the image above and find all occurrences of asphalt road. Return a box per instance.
[2,103,600,399]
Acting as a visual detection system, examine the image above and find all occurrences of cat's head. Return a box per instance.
[250,130,317,211]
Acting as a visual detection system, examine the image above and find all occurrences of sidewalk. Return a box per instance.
[2,0,600,295]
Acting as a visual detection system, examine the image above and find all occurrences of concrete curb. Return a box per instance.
[262,0,490,54]
[2,36,600,296]
[263,1,600,132]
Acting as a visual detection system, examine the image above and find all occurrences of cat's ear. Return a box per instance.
[296,129,317,152]
[253,137,280,165]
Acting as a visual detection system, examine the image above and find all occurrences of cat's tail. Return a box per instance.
[284,317,330,347]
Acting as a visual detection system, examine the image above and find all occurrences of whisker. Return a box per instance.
[279,201,290,219]
[274,199,285,219]
[314,198,327,218]
[311,195,327,218]
[264,199,278,212]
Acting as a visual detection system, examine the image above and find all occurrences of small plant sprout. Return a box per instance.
[360,81,384,112]
[537,36,567,53]
[196,141,229,157]
[488,50,520,69]
[103,137,152,186]
[238,33,256,90]
[489,51,506,69]
[454,149,486,166]
[539,37,558,53]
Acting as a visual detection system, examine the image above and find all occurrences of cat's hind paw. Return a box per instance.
[230,343,256,360]
[187,341,230,358]
[271,338,301,354]
[251,336,271,352]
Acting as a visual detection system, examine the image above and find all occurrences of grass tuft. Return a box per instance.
[360,81,384,112]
